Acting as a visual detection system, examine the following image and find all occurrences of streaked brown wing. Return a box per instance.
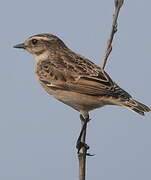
[37,55,131,100]
[38,64,131,99]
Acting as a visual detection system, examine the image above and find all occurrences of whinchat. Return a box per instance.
[14,33,150,120]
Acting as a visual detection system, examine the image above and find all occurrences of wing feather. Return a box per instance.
[37,57,131,100]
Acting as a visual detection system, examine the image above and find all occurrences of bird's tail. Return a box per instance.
[122,98,151,116]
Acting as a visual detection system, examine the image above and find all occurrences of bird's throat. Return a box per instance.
[34,51,49,62]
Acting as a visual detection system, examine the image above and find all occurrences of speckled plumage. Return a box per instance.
[14,33,150,117]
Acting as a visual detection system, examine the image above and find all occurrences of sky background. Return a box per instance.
[0,0,151,180]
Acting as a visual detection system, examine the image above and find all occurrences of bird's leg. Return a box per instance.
[76,114,93,156]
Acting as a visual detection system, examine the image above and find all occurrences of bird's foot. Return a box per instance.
[76,140,89,153]
[76,141,94,156]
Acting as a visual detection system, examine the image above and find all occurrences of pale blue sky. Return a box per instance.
[0,0,151,180]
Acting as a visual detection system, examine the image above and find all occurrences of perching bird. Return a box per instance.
[14,33,150,153]
[14,33,150,119]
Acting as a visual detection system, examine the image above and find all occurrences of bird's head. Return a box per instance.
[14,33,67,56]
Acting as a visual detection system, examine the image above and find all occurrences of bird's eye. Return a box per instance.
[31,39,38,45]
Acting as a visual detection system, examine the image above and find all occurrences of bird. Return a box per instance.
[14,33,150,152]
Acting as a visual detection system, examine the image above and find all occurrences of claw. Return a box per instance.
[76,141,89,154]
[78,152,95,157]
[76,141,94,156]
[86,153,95,156]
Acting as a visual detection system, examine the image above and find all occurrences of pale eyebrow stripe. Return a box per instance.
[29,37,51,41]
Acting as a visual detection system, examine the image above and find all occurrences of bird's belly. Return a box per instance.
[37,79,111,112]
[53,90,106,112]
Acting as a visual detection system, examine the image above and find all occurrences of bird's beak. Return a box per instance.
[13,43,26,49]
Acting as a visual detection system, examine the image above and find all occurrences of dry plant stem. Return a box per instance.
[78,118,88,180]
[101,0,124,69]
[78,1,124,180]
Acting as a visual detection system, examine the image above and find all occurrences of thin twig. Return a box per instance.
[101,0,124,69]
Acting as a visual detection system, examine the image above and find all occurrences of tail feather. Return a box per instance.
[123,99,151,116]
